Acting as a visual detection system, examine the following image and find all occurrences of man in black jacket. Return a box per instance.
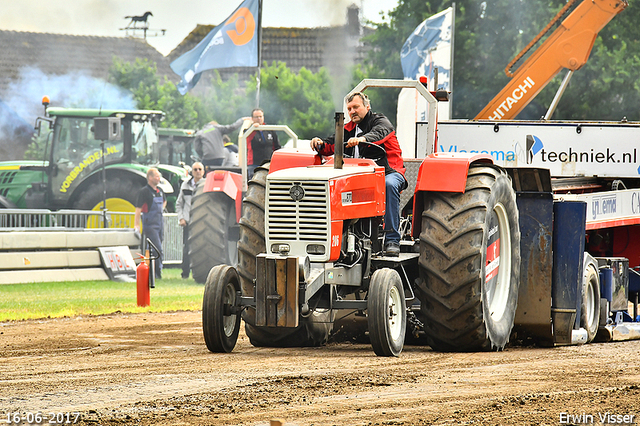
[311,92,407,256]
[247,108,280,177]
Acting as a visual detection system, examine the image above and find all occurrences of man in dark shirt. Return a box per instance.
[246,108,279,177]
[134,168,167,279]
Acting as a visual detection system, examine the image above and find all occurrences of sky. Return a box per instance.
[1,0,401,56]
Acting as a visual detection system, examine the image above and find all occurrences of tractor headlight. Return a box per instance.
[271,243,290,254]
[306,244,325,255]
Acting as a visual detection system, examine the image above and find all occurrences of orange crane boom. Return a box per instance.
[474,0,627,121]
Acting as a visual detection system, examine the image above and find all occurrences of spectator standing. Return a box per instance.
[195,117,249,168]
[134,168,167,278]
[247,108,280,177]
[176,161,205,279]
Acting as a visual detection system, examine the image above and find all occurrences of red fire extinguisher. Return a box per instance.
[136,251,150,307]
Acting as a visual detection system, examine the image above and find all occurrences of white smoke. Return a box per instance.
[0,67,136,159]
[5,67,136,118]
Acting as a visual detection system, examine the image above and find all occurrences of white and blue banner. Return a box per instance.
[400,7,453,90]
[397,8,454,148]
[171,0,260,94]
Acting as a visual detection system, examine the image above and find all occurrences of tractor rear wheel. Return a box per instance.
[237,164,332,347]
[417,164,520,351]
[581,259,601,343]
[72,175,143,228]
[189,183,238,284]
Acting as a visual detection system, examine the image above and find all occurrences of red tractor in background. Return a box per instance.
[187,125,300,284]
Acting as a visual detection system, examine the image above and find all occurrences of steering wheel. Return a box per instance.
[343,140,387,163]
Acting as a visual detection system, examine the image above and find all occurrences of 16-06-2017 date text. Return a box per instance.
[3,412,81,424]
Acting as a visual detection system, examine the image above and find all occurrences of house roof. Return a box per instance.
[0,30,177,160]
[0,30,176,96]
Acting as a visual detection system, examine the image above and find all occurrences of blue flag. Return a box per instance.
[401,7,453,90]
[171,0,260,95]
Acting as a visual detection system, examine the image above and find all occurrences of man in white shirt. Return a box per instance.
[176,162,205,279]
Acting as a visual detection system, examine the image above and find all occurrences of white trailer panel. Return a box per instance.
[429,121,640,178]
[559,189,640,230]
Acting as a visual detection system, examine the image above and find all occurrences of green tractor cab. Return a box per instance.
[0,102,188,219]
[158,128,197,168]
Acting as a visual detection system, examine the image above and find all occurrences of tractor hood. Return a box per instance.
[268,161,381,182]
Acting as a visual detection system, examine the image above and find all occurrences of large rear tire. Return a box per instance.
[368,268,406,357]
[417,164,520,351]
[202,264,241,353]
[72,175,143,228]
[188,183,238,284]
[237,164,332,347]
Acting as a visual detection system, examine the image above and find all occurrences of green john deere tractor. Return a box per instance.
[0,101,188,221]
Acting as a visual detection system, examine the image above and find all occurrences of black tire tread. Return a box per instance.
[417,164,520,352]
[202,264,241,353]
[72,174,143,211]
[189,184,235,284]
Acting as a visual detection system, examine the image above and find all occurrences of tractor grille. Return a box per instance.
[0,171,17,199]
[267,180,329,243]
[0,171,17,185]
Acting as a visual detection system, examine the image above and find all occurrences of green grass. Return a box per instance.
[0,268,204,322]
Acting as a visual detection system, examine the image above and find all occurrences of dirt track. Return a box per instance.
[1,311,640,426]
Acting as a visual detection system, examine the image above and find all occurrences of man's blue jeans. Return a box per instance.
[385,171,405,244]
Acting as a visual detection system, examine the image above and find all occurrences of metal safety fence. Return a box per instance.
[0,209,183,265]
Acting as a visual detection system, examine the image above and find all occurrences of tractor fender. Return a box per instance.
[269,149,322,174]
[411,153,494,238]
[415,152,494,193]
[202,170,243,222]
[67,167,148,208]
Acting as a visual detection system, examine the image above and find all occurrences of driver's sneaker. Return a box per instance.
[384,241,400,257]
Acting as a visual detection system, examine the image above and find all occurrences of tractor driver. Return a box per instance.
[310,92,407,257]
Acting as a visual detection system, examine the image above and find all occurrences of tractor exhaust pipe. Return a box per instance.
[334,112,344,169]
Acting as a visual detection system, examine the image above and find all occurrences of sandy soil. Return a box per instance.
[1,311,639,426]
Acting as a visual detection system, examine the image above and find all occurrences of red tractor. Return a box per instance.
[201,79,640,356]
[202,80,522,356]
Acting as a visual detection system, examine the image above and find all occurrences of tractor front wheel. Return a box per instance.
[367,268,406,357]
[202,264,241,353]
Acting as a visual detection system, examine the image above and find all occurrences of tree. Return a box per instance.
[198,71,251,126]
[245,62,335,140]
[110,58,161,110]
[362,0,640,121]
[354,0,447,124]
[110,59,338,143]
[109,58,203,129]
